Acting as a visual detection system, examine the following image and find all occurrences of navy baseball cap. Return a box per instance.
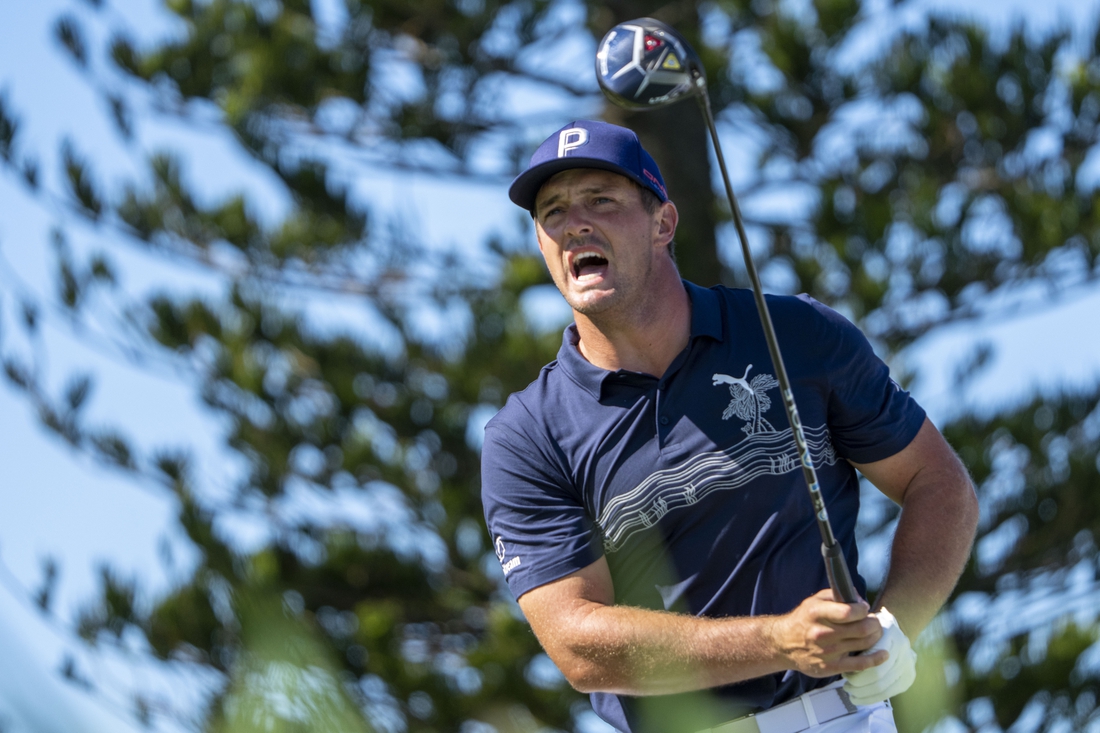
[508,120,668,212]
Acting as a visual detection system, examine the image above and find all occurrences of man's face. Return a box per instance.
[533,169,672,317]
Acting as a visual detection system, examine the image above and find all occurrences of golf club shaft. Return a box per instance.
[695,93,859,604]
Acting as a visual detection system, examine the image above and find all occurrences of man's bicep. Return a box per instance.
[850,417,969,505]
[519,556,616,611]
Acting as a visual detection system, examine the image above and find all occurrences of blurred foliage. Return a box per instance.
[0,0,1099,731]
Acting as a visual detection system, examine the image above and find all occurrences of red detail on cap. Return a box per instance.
[644,35,664,53]
[643,169,667,198]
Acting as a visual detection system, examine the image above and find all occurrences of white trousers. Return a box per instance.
[699,681,899,733]
[803,700,896,733]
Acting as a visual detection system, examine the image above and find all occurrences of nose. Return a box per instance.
[562,202,594,239]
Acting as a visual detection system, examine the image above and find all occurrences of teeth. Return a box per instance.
[572,251,607,279]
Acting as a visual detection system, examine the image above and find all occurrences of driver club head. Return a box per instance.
[595,18,705,111]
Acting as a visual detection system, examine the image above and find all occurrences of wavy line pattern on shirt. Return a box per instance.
[597,424,838,553]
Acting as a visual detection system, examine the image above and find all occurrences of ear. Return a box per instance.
[654,201,678,247]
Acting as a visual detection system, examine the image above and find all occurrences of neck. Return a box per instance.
[573,268,691,377]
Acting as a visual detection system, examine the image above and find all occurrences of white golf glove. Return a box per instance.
[841,607,917,706]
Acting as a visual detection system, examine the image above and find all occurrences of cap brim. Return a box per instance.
[508,157,653,212]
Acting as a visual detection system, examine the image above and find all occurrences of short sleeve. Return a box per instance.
[801,298,926,464]
[481,417,604,600]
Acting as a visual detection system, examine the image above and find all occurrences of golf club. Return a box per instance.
[595,18,859,605]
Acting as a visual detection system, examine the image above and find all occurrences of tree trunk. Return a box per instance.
[605,104,724,288]
[595,1,725,288]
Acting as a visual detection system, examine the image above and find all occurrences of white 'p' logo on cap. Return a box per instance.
[557,128,589,157]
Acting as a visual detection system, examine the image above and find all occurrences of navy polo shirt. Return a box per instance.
[480,282,925,732]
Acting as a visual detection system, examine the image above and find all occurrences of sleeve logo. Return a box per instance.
[495,536,522,575]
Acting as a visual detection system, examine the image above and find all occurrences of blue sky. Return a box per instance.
[1,0,1099,731]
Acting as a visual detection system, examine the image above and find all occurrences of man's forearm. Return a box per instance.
[852,419,980,638]
[550,603,784,695]
[520,561,888,697]
[873,460,979,638]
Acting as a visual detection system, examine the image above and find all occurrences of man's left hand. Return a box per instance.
[841,608,917,706]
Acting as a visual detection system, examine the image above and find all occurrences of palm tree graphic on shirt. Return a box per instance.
[711,364,780,435]
[596,366,838,553]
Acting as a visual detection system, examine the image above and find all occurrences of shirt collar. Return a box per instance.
[556,281,725,399]
[684,280,723,341]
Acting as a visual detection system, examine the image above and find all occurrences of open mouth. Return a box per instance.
[572,251,609,281]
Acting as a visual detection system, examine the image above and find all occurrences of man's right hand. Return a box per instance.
[767,589,889,677]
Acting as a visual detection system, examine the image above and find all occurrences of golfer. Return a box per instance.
[480,120,978,733]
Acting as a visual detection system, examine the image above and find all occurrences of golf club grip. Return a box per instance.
[822,541,859,604]
[694,93,858,604]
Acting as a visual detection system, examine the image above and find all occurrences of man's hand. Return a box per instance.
[768,589,888,677]
[841,607,917,705]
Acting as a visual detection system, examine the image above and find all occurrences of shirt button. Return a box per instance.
[659,416,669,426]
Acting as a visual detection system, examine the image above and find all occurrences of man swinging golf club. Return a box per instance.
[480,20,979,733]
